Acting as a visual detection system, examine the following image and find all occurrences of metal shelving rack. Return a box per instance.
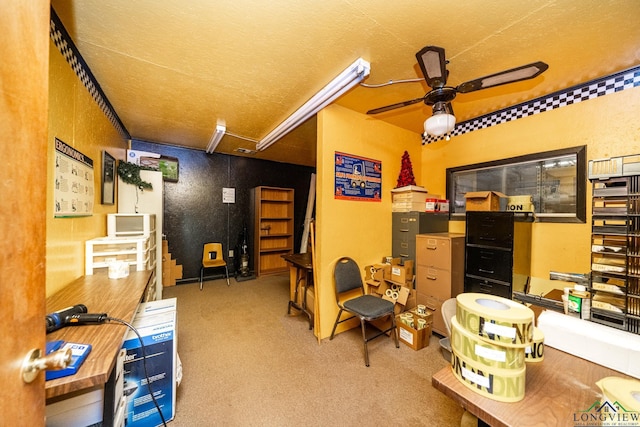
[589,157,640,335]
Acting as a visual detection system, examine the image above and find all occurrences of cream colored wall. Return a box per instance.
[46,40,128,296]
[315,104,423,339]
[421,86,640,279]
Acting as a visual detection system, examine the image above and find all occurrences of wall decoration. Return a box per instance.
[54,138,94,217]
[101,151,116,204]
[334,151,382,201]
[117,161,153,190]
[140,155,179,182]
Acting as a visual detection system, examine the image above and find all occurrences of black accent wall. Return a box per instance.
[131,140,315,282]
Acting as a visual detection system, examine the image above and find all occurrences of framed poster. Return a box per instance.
[54,138,94,217]
[101,151,116,205]
[140,155,179,182]
[334,151,382,201]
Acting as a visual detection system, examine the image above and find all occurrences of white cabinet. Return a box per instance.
[85,236,153,275]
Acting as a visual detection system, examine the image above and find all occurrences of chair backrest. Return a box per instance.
[333,257,365,300]
[202,242,223,264]
[441,297,457,336]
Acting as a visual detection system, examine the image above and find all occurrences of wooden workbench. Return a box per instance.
[432,346,635,427]
[45,270,152,400]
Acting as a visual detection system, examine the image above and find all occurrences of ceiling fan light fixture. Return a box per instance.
[205,124,226,154]
[424,112,456,137]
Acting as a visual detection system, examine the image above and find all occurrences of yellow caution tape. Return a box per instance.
[456,293,534,347]
[451,347,526,403]
[451,316,525,370]
[596,377,640,412]
[524,327,544,363]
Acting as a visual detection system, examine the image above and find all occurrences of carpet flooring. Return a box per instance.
[162,274,464,426]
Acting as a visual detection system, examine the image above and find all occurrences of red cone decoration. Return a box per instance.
[396,151,417,188]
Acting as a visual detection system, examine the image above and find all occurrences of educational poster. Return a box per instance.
[334,151,382,201]
[54,138,94,217]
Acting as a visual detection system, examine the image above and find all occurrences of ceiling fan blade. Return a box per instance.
[456,61,549,93]
[366,97,425,115]
[416,46,447,88]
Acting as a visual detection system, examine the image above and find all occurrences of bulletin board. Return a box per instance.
[334,151,382,201]
[54,138,94,217]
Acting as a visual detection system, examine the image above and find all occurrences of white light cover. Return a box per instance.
[424,114,456,136]
[206,124,226,153]
[256,58,371,151]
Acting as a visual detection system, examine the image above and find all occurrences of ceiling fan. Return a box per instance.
[367,46,548,137]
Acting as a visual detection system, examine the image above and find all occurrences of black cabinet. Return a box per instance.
[464,211,532,299]
[392,212,448,264]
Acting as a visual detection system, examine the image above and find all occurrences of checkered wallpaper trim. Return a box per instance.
[422,66,640,145]
[50,8,130,140]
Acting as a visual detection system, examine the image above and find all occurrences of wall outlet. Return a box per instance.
[229,249,234,258]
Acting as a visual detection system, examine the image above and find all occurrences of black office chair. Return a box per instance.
[330,257,399,366]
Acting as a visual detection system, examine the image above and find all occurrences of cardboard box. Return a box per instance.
[364,264,389,282]
[464,191,506,211]
[388,258,414,285]
[396,312,432,350]
[122,298,177,426]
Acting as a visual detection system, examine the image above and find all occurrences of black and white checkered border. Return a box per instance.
[50,8,130,140]
[422,66,640,145]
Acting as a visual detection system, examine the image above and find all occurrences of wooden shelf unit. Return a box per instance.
[252,186,294,276]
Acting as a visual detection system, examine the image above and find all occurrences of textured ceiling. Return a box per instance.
[51,0,640,167]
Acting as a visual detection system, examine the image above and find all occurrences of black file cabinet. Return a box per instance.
[464,211,532,299]
[392,212,449,264]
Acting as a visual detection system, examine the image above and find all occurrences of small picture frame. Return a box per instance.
[101,151,116,205]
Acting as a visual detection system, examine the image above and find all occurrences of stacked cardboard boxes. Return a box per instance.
[162,240,183,287]
[362,257,434,349]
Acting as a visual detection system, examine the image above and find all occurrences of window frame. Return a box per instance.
[445,145,587,223]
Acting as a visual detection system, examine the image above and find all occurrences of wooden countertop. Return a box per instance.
[45,270,152,400]
[432,346,634,427]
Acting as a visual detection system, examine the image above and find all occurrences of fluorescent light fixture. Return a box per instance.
[205,124,226,153]
[256,58,370,151]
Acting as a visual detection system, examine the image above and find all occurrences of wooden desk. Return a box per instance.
[282,253,314,330]
[432,346,634,427]
[45,270,152,400]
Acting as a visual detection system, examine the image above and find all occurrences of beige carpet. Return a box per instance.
[163,274,464,426]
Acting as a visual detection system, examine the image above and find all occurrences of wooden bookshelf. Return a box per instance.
[252,186,294,276]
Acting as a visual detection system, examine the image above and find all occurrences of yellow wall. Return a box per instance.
[46,40,128,296]
[315,104,423,338]
[422,86,640,278]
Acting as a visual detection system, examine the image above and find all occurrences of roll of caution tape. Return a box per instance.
[450,346,526,403]
[456,293,534,347]
[451,316,525,370]
[596,377,640,412]
[524,327,544,363]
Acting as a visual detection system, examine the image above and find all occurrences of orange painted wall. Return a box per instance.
[46,40,128,296]
[421,86,640,279]
[315,104,423,338]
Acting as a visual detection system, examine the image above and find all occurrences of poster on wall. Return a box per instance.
[54,138,94,217]
[334,151,382,201]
